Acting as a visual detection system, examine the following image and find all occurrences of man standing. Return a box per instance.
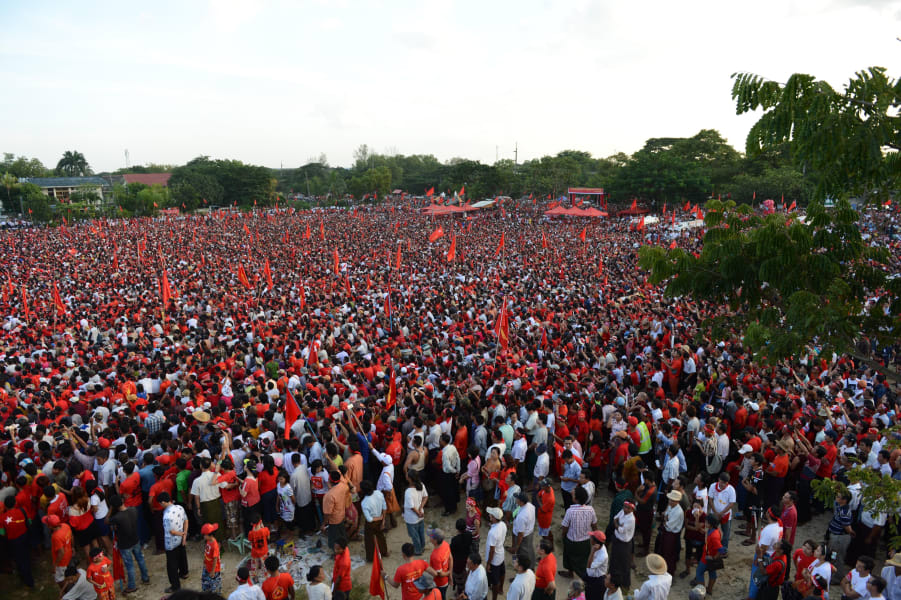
[559,487,597,581]
[439,434,461,516]
[636,554,673,600]
[485,507,507,600]
[707,473,736,554]
[360,481,388,562]
[462,552,489,600]
[108,495,150,592]
[780,491,798,547]
[321,471,349,550]
[560,450,581,509]
[510,492,537,570]
[44,515,73,589]
[827,491,854,580]
[428,529,452,599]
[228,566,266,600]
[159,492,188,594]
[657,491,684,575]
[507,554,537,600]
[609,500,636,589]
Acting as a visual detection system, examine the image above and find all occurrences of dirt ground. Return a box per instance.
[2,485,835,600]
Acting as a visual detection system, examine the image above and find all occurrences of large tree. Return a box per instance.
[56,150,92,177]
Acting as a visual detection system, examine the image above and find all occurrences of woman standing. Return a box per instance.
[85,480,114,561]
[691,514,723,596]
[240,458,261,536]
[465,497,481,554]
[68,487,99,561]
[758,541,791,600]
[258,455,278,526]
[306,565,332,600]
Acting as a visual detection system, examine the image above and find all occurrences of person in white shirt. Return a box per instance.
[228,567,266,600]
[748,507,784,600]
[585,531,609,598]
[636,554,673,600]
[289,453,315,534]
[842,557,875,600]
[880,553,901,600]
[533,444,550,482]
[463,553,489,600]
[511,493,536,569]
[867,576,888,600]
[707,473,736,552]
[610,502,636,589]
[506,555,536,600]
[485,507,507,599]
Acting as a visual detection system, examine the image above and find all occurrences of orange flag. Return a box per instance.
[319,221,325,240]
[596,258,604,277]
[52,282,66,315]
[237,265,252,289]
[264,258,274,290]
[395,244,402,270]
[541,232,547,248]
[304,223,311,239]
[385,364,397,411]
[299,282,306,311]
[495,297,510,351]
[494,232,505,257]
[579,227,587,243]
[285,389,301,440]
[788,200,797,212]
[334,249,340,275]
[446,235,456,262]
[160,272,172,306]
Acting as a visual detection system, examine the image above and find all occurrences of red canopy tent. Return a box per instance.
[568,187,608,210]
[544,206,607,217]
[616,206,650,217]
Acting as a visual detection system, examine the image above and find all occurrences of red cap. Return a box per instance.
[42,515,61,527]
[98,438,111,449]
[628,416,638,427]
[201,523,219,536]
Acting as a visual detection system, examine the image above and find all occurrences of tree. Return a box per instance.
[1,153,51,178]
[169,169,224,210]
[731,67,899,202]
[56,150,92,177]
[640,196,899,361]
[1,172,16,210]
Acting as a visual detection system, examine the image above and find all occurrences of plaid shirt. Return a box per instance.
[144,412,165,435]
[561,503,597,542]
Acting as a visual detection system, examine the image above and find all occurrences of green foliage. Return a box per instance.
[1,153,51,178]
[114,183,170,216]
[732,68,900,202]
[639,198,899,361]
[348,166,392,199]
[55,150,92,176]
[19,183,55,222]
[69,184,101,205]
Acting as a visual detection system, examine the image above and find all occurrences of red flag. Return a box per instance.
[426,187,434,197]
[579,227,587,243]
[684,201,691,211]
[304,223,311,239]
[395,244,402,270]
[428,226,444,242]
[540,328,548,350]
[299,282,306,311]
[237,265,252,289]
[630,198,637,212]
[753,191,757,201]
[494,232,505,257]
[596,258,604,277]
[52,282,66,315]
[385,364,397,411]
[384,287,392,319]
[319,221,325,240]
[21,286,30,321]
[637,216,645,231]
[307,338,320,368]
[788,200,797,212]
[334,249,340,275]
[370,546,386,600]
[447,235,456,262]
[160,272,172,306]
[459,185,465,196]
[541,232,547,248]
[495,297,510,351]
[695,206,703,220]
[264,258,274,290]
[285,389,301,440]
[243,223,251,237]
[669,240,677,249]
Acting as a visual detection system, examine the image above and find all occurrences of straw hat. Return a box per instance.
[886,553,901,568]
[667,490,683,502]
[646,553,668,575]
[193,410,210,423]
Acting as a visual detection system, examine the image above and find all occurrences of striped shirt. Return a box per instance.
[561,504,597,542]
[828,502,852,535]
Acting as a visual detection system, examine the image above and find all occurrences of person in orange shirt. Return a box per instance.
[765,444,790,509]
[332,537,353,596]
[248,514,271,577]
[536,478,555,545]
[45,515,73,588]
[201,523,221,594]
[534,540,557,600]
[86,547,115,600]
[262,555,295,600]
[428,529,453,598]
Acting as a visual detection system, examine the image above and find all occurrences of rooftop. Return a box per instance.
[123,173,172,186]
[22,176,107,187]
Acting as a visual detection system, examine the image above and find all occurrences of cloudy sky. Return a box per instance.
[2,0,900,172]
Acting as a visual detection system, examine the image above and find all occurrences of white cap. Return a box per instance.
[738,444,753,455]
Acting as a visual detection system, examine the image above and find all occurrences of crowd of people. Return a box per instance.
[0,199,899,600]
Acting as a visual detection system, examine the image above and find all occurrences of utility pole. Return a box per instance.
[514,142,518,166]
[496,146,499,163]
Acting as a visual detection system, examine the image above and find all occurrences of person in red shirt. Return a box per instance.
[149,466,174,554]
[382,542,436,600]
[248,514,271,575]
[201,523,222,594]
[332,537,353,595]
[1,495,33,587]
[693,514,722,596]
[534,539,557,600]
[428,529,452,597]
[262,555,295,600]
[780,491,799,546]
[791,540,817,582]
[765,445,790,508]
[86,546,115,600]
